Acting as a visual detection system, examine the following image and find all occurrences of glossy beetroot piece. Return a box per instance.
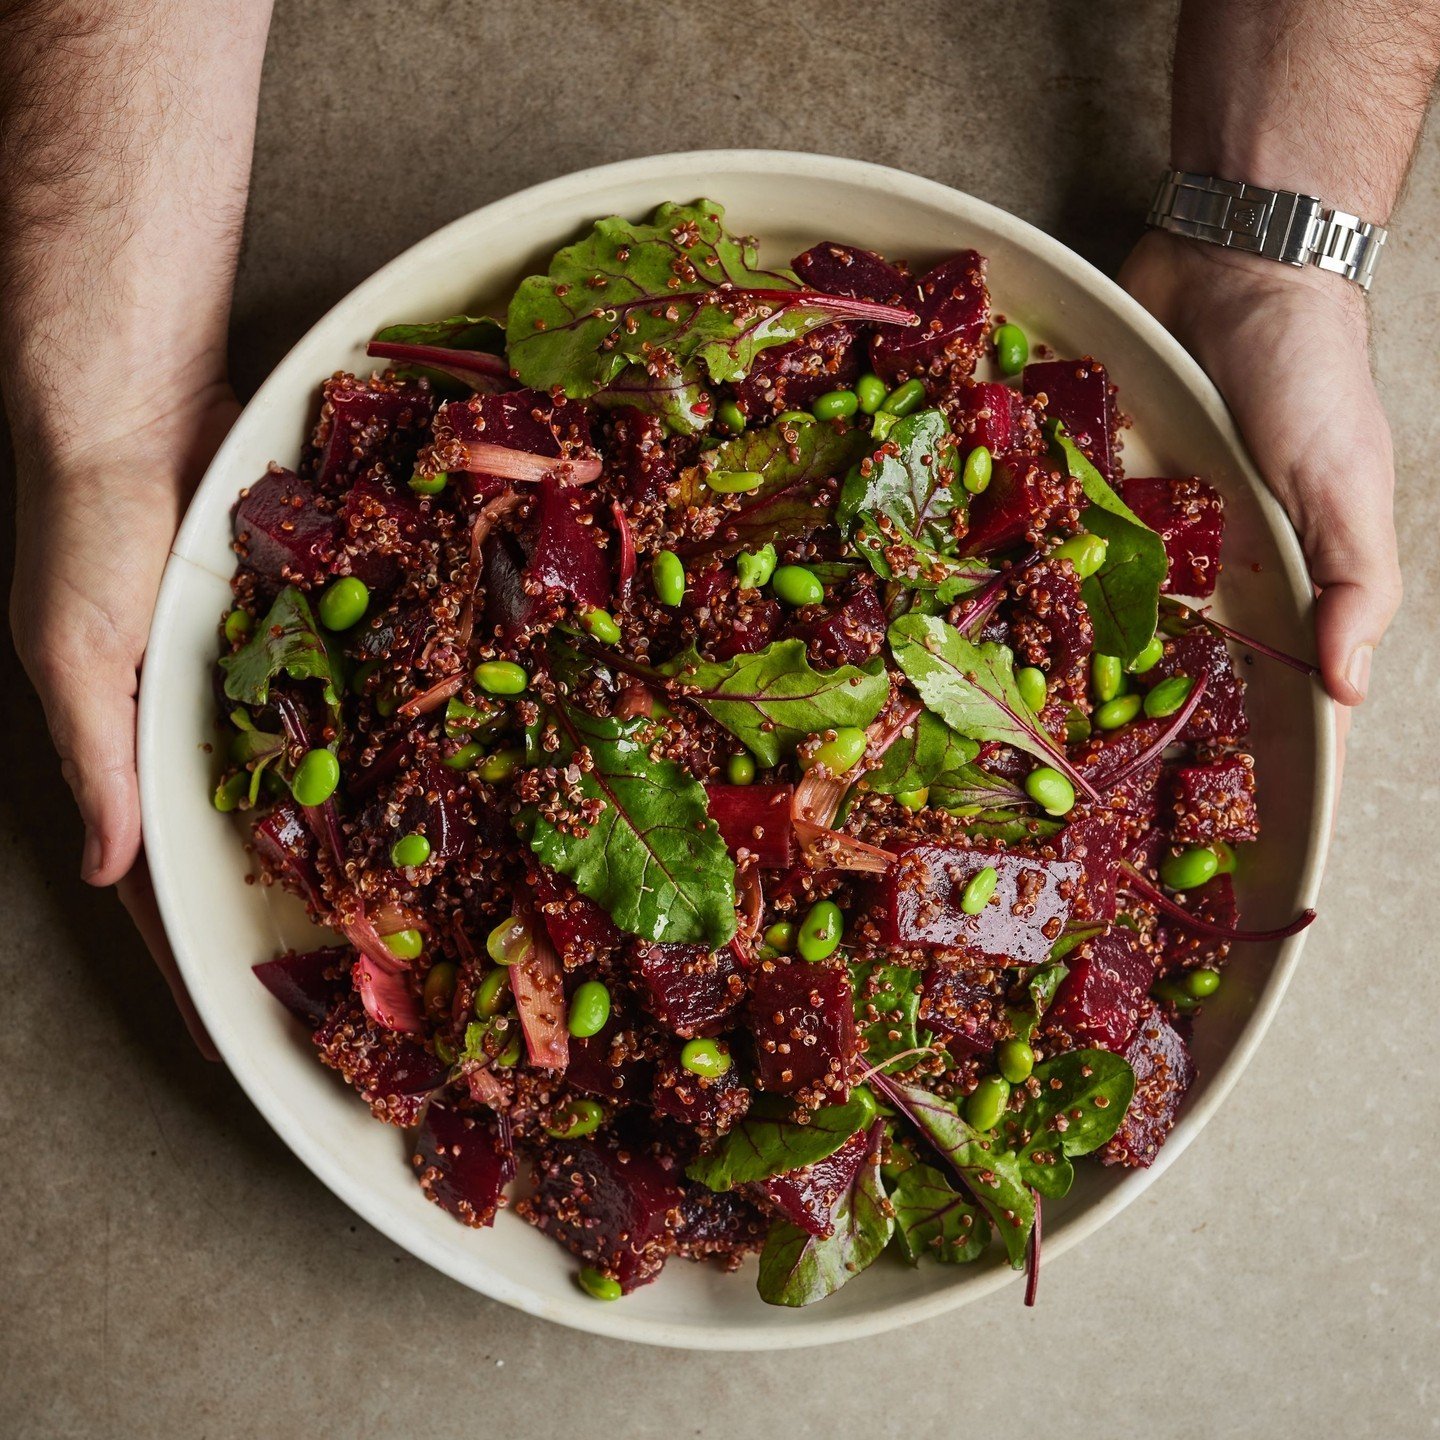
[685,563,782,661]
[525,477,612,611]
[787,573,887,668]
[634,942,746,1038]
[1118,477,1225,598]
[755,1128,870,1238]
[1007,554,1094,681]
[1023,357,1118,480]
[565,1020,657,1105]
[312,997,448,1126]
[1101,1001,1196,1168]
[253,945,350,1027]
[333,473,439,592]
[608,407,677,508]
[428,389,592,470]
[310,374,434,495]
[531,865,623,969]
[232,468,338,588]
[1147,627,1249,741]
[522,1134,685,1292]
[1167,754,1259,846]
[412,1104,516,1228]
[673,1188,768,1264]
[1047,930,1155,1053]
[1054,808,1129,922]
[870,250,989,384]
[871,843,1081,967]
[747,958,856,1104]
[946,379,1023,455]
[791,241,908,305]
[650,1050,751,1136]
[959,453,1068,557]
[1154,874,1237,973]
[252,799,326,912]
[704,783,795,868]
[918,959,1006,1057]
[732,324,861,422]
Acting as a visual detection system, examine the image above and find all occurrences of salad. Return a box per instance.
[215,200,1315,1308]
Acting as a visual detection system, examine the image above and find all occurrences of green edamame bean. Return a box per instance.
[706,468,765,493]
[567,980,612,1039]
[652,550,686,607]
[1185,968,1222,999]
[997,1038,1035,1084]
[762,921,796,954]
[444,742,483,771]
[476,748,524,783]
[408,470,448,495]
[680,1037,733,1078]
[1016,666,1048,713]
[717,400,747,434]
[806,726,867,774]
[1144,675,1194,719]
[473,967,511,1018]
[776,410,815,426]
[291,747,340,807]
[798,899,843,962]
[881,378,926,416]
[993,323,1029,376]
[580,607,622,644]
[962,445,993,495]
[964,1074,1011,1131]
[382,928,424,961]
[960,865,998,915]
[1213,840,1238,875]
[391,832,431,868]
[213,772,248,813]
[473,660,528,695]
[1092,653,1124,703]
[726,752,756,785]
[1095,693,1143,730]
[318,578,370,632]
[771,564,824,607]
[812,389,859,421]
[223,609,252,644]
[1052,533,1109,579]
[545,1098,606,1139]
[736,544,777,590]
[486,915,533,966]
[422,961,456,1016]
[490,1023,523,1068]
[1024,765,1076,817]
[1127,634,1165,673]
[855,373,887,414]
[433,1034,457,1065]
[1160,844,1220,891]
[577,1267,623,1301]
[896,788,929,812]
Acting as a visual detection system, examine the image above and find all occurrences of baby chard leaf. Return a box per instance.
[850,960,928,1072]
[685,1092,877,1191]
[220,586,343,729]
[864,711,979,796]
[593,362,712,436]
[890,1159,990,1265]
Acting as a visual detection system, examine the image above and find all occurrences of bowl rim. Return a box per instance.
[139,147,1335,1349]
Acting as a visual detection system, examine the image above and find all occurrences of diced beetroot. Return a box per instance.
[312,997,448,1125]
[1007,554,1094,680]
[871,843,1080,967]
[1117,477,1225,598]
[1076,717,1170,838]
[333,472,439,592]
[427,390,592,471]
[252,799,326,912]
[522,1134,685,1292]
[608,407,676,508]
[959,453,1069,557]
[947,379,1022,455]
[351,597,433,671]
[732,323,861,422]
[748,959,856,1104]
[1101,1001,1196,1168]
[1167,754,1259,846]
[1146,628,1249,741]
[755,1129,869,1238]
[525,476,611,611]
[253,945,350,1027]
[673,1187,768,1262]
[786,573,887,667]
[918,959,1006,1057]
[566,1020,657,1105]
[232,468,338,587]
[481,530,541,641]
[870,251,989,383]
[634,943,746,1038]
[683,563,783,661]
[1047,930,1155,1053]
[310,374,434,496]
[397,759,472,864]
[792,241,908,305]
[412,1104,516,1227]
[1155,875,1237,973]
[704,783,794,868]
[1054,808,1129,922]
[532,866,623,968]
[650,1050,750,1136]
[1023,357,1118,481]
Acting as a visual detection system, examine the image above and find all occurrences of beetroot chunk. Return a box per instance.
[1101,1002,1196,1167]
[1007,554,1094,681]
[1047,931,1155,1053]
[946,379,1023,455]
[1167,754,1259,846]
[1118,477,1225,598]
[870,251,989,384]
[918,959,1007,1057]
[959,453,1070,557]
[532,866,623,969]
[786,573,888,667]
[634,943,746,1038]
[522,1134,685,1292]
[412,1105,516,1227]
[253,945,350,1027]
[1146,627,1249,741]
[1023,357,1118,481]
[310,374,434,496]
[252,799,326,913]
[871,843,1080,967]
[333,473,439,592]
[732,324,861,423]
[427,389,593,474]
[312,998,448,1126]
[526,477,612,611]
[755,1129,870,1238]
[792,241,908,305]
[704,783,795,868]
[566,1021,657,1105]
[748,958,857,1105]
[608,407,677,509]
[233,468,338,588]
[1155,874,1237,973]
[650,1050,751,1136]
[1053,808,1129,922]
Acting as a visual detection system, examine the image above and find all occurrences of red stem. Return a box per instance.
[741,288,919,328]
[366,339,510,380]
[1092,673,1209,791]
[1120,865,1316,942]
[1024,1190,1042,1308]
[1191,607,1320,677]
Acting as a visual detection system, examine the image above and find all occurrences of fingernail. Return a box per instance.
[81,830,103,882]
[1346,644,1373,702]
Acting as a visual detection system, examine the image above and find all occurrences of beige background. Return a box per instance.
[2,2,1437,1436]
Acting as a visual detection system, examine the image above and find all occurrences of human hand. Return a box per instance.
[1120,229,1402,709]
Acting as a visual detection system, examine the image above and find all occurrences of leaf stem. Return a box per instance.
[1119,865,1316,941]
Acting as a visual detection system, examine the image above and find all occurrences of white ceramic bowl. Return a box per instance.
[139,150,1334,1349]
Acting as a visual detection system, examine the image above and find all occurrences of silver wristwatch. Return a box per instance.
[1147,169,1387,292]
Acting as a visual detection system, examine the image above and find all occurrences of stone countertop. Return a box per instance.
[2,2,1436,1436]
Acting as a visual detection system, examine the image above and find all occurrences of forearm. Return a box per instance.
[1172,0,1440,223]
[0,0,273,465]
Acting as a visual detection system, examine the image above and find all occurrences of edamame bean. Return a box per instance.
[486,915,533,966]
[223,609,252,644]
[776,410,814,426]
[567,980,612,1039]
[382,928,424,961]
[762,921,796,954]
[318,577,370,632]
[881,378,926,416]
[798,899,843,962]
[706,468,765,493]
[806,726,867,774]
[423,961,456,1016]
[476,748,524,783]
[580,607,621,644]
[1092,653,1124,703]
[291,747,340,807]
[213,772,248,812]
[1160,844,1219,891]
[771,564,823,607]
[1052,533,1109,579]
[545,1098,606,1139]
[1024,765,1076,817]
[444,742,483,770]
[896,788,929,812]
[391,832,431,868]
[1184,968,1222,999]
[855,373,887,414]
[1095,693,1143,730]
[960,865,998,915]
[490,1022,522,1067]
[962,445,993,495]
[1213,840,1238,875]
[997,1038,1035,1084]
[652,550,686,607]
[812,389,859,421]
[433,1034,457,1065]
[680,1037,733,1078]
[1016,666,1048,713]
[1144,675,1194,719]
[1127,635,1165,673]
[717,400,747,434]
[736,544,777,590]
[408,470,448,495]
[726,752,756,785]
[473,660,528,695]
[473,967,511,1017]
[964,1074,1011,1131]
[444,697,486,739]
[993,323,1029,375]
[577,1267,623,1301]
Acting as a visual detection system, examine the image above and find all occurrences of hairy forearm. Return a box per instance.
[0,0,272,463]
[1172,0,1440,221]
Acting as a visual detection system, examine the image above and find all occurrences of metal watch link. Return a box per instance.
[1146,169,1387,292]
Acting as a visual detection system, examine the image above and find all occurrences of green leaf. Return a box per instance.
[850,961,927,1072]
[593,362,712,436]
[1009,961,1069,1043]
[664,639,890,768]
[865,712,979,796]
[369,314,506,391]
[890,1159,989,1265]
[220,587,342,726]
[1049,424,1166,664]
[526,706,737,946]
[757,1123,893,1306]
[927,762,1030,812]
[506,200,899,398]
[685,1093,876,1192]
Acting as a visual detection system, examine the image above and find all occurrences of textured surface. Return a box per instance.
[1,1,1436,1435]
